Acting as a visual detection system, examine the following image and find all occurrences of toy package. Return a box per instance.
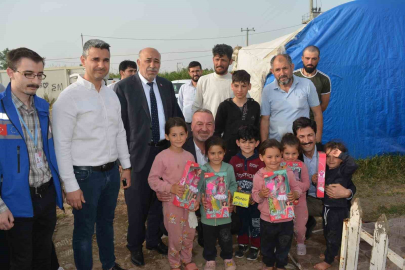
[264,170,295,222]
[172,161,201,210]
[204,172,230,219]
[317,152,326,198]
[281,161,303,181]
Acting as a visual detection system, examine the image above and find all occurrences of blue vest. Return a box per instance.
[0,83,63,218]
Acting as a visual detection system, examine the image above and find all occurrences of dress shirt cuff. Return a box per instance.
[0,199,9,214]
[346,189,353,200]
[63,177,80,193]
[119,159,131,170]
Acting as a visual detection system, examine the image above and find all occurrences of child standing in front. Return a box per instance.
[252,139,302,270]
[214,70,261,162]
[148,117,199,270]
[229,125,264,260]
[314,141,358,270]
[280,133,310,255]
[198,136,238,270]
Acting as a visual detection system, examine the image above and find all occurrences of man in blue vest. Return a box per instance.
[0,47,64,270]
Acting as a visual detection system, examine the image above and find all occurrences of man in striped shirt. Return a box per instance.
[294,45,331,116]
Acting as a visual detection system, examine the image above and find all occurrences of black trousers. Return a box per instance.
[322,206,348,264]
[202,223,233,261]
[260,219,293,269]
[125,145,166,253]
[6,183,57,270]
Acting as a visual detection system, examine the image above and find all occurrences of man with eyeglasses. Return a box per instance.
[0,47,64,270]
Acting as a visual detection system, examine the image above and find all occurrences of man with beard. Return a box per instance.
[192,44,233,118]
[0,47,64,269]
[178,61,203,131]
[294,46,331,115]
[53,39,130,270]
[156,109,214,246]
[292,117,355,239]
[260,54,323,142]
[114,47,183,266]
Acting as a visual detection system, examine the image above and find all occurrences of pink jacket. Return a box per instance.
[252,167,302,223]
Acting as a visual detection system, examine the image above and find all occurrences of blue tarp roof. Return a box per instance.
[264,0,405,158]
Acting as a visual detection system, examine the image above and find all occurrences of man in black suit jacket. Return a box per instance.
[114,48,183,266]
[293,117,355,239]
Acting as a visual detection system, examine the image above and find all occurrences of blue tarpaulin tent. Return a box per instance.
[264,0,405,158]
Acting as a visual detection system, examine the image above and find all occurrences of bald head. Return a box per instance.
[137,47,161,82]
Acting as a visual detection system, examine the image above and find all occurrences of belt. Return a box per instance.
[73,161,116,172]
[30,178,53,198]
[148,140,167,147]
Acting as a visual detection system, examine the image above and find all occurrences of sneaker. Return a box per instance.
[111,263,126,270]
[297,243,307,255]
[234,244,249,258]
[246,247,259,261]
[224,259,236,270]
[204,260,216,270]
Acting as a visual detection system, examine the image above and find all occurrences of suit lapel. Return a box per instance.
[156,77,169,121]
[133,73,151,121]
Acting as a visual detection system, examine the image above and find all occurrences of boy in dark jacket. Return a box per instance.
[214,70,260,162]
[229,125,264,261]
[314,141,358,270]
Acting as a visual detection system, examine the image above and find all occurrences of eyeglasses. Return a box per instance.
[14,70,46,80]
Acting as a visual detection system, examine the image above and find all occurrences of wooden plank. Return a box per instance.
[345,199,362,270]
[360,230,373,245]
[339,218,350,270]
[370,214,389,270]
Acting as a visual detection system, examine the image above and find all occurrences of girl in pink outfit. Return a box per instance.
[148,117,199,270]
[281,133,310,256]
[252,139,302,270]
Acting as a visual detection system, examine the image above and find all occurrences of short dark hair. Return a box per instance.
[324,141,348,153]
[212,44,233,60]
[82,39,110,57]
[205,136,226,156]
[7,48,45,71]
[237,125,259,141]
[292,117,317,136]
[165,117,187,135]
[270,54,293,69]
[259,139,283,156]
[188,61,202,70]
[119,60,137,72]
[232,70,251,84]
[303,45,320,57]
[281,133,301,152]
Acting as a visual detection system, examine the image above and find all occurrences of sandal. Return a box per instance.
[184,262,199,270]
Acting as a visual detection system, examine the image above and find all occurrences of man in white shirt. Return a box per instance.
[192,44,234,118]
[177,61,202,128]
[107,60,137,89]
[52,39,131,270]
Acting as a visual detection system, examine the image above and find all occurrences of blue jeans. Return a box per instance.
[72,164,120,270]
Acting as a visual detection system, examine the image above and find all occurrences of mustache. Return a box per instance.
[301,142,313,146]
[147,67,158,72]
[27,84,40,89]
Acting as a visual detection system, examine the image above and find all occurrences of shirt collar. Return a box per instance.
[11,91,34,110]
[77,75,106,91]
[138,72,157,85]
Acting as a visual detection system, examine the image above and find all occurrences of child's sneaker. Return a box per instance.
[297,243,306,255]
[246,247,259,261]
[204,260,216,270]
[234,244,249,258]
[224,259,236,270]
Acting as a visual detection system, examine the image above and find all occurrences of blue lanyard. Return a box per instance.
[12,100,38,149]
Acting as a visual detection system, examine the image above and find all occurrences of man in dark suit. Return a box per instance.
[293,117,355,239]
[114,48,183,267]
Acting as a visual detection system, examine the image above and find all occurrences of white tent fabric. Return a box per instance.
[232,26,305,103]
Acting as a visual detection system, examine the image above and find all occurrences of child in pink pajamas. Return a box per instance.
[281,133,310,255]
[148,117,199,270]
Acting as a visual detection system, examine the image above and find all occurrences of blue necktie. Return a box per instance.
[148,82,160,143]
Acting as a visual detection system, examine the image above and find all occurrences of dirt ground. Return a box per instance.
[53,189,404,270]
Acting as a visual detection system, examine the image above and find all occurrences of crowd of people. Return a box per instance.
[0,40,358,270]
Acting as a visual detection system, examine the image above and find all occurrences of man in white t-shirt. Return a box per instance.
[192,44,234,118]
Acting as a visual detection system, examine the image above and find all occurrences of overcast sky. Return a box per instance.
[1,0,352,74]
